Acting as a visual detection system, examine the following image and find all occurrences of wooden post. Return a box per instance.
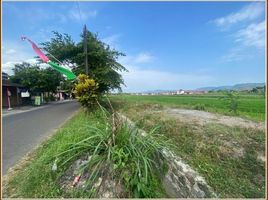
[83,25,88,75]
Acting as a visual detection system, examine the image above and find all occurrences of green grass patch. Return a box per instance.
[114,102,265,198]
[110,94,265,121]
[3,109,170,198]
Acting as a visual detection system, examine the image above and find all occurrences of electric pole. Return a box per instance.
[83,25,88,75]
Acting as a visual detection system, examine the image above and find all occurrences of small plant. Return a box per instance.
[194,103,205,111]
[73,74,100,108]
[219,91,239,114]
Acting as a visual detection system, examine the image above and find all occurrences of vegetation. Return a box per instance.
[40,31,127,93]
[3,109,170,198]
[110,93,265,121]
[219,91,239,113]
[111,102,265,198]
[10,62,63,94]
[73,74,99,108]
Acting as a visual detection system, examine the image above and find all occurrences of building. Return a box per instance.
[2,72,29,108]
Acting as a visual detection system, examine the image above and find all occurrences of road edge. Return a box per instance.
[2,108,81,197]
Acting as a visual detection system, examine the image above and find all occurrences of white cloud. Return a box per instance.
[118,54,212,92]
[212,3,265,62]
[221,47,254,62]
[2,40,50,75]
[121,65,212,92]
[134,53,155,63]
[68,9,97,22]
[6,49,16,54]
[213,3,264,28]
[235,21,265,48]
[118,52,155,66]
[102,34,121,49]
[5,3,97,26]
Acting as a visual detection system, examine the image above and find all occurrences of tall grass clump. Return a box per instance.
[54,103,171,197]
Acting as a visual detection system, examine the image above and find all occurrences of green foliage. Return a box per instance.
[194,103,205,111]
[73,74,99,108]
[116,103,265,198]
[219,92,239,113]
[40,31,127,93]
[60,80,75,92]
[110,94,265,121]
[10,62,63,93]
[55,108,170,198]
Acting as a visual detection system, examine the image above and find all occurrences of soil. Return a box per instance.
[160,108,265,131]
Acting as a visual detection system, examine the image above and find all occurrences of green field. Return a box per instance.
[110,94,265,121]
[110,94,265,198]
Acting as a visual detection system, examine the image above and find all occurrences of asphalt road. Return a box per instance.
[2,100,80,175]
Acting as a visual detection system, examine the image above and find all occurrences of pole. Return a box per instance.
[7,87,12,110]
[83,25,88,75]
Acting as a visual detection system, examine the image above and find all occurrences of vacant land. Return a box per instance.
[111,95,265,198]
[3,94,265,198]
[111,94,265,121]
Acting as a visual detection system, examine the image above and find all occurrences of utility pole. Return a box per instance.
[83,25,88,75]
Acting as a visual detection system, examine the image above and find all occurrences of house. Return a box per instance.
[2,72,30,108]
[176,89,185,95]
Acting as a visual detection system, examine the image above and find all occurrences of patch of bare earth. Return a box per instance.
[161,108,265,131]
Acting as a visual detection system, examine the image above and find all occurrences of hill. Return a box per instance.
[197,83,265,91]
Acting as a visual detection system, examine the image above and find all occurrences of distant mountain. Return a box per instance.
[142,89,174,94]
[197,83,265,91]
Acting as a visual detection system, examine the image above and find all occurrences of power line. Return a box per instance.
[76,1,83,26]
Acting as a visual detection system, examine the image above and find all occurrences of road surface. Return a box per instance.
[2,100,80,175]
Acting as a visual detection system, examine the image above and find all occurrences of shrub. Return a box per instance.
[219,92,239,113]
[194,104,205,111]
[54,108,171,197]
[73,74,100,108]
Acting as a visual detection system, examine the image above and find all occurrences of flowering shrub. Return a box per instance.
[73,74,99,108]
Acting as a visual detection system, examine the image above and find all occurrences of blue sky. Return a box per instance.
[2,1,266,92]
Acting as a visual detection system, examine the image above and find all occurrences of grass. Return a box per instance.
[3,108,170,198]
[112,102,265,198]
[110,94,265,121]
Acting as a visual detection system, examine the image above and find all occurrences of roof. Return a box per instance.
[2,80,25,87]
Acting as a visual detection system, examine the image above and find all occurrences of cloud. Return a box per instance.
[4,3,97,26]
[68,9,97,22]
[118,52,155,66]
[212,3,264,28]
[221,47,254,62]
[212,3,265,62]
[2,40,50,75]
[118,53,212,92]
[134,53,155,63]
[6,49,16,54]
[102,34,121,49]
[235,21,265,48]
[121,66,212,92]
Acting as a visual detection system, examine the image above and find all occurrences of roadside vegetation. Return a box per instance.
[110,93,265,121]
[110,100,265,198]
[3,109,171,198]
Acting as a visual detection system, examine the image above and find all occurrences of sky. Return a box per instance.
[2,1,266,92]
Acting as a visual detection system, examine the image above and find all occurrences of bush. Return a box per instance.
[55,108,171,197]
[194,104,205,111]
[73,74,100,108]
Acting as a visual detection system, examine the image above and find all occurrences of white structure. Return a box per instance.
[176,89,185,95]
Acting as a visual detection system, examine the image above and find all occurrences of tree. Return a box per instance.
[10,62,63,94]
[40,31,127,93]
